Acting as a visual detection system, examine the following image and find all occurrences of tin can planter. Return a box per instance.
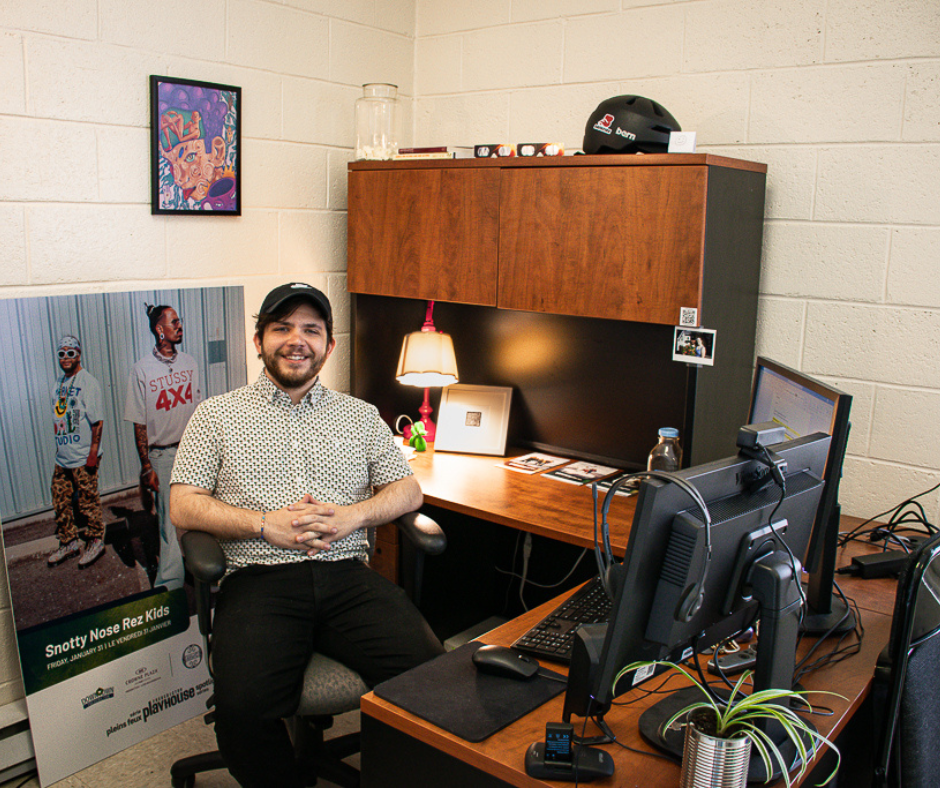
[680,711,751,788]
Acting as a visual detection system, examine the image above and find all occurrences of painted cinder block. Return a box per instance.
[683,0,824,73]
[887,228,940,308]
[824,0,940,63]
[415,35,462,96]
[283,78,359,148]
[166,210,279,279]
[227,0,329,78]
[804,302,940,389]
[749,63,906,144]
[0,33,25,115]
[280,211,348,275]
[564,8,683,84]
[760,222,888,302]
[815,145,940,225]
[755,296,806,370]
[0,206,27,287]
[28,204,166,284]
[0,117,98,203]
[869,387,940,468]
[463,21,564,92]
[243,139,329,211]
[99,0,225,61]
[4,0,96,39]
[330,21,414,95]
[27,37,152,126]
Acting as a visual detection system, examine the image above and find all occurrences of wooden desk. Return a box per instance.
[362,517,901,788]
[409,447,637,555]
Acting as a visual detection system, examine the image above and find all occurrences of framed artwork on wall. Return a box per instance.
[433,384,513,456]
[150,75,242,215]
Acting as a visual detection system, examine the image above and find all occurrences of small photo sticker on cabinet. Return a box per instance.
[674,327,716,367]
[678,307,698,327]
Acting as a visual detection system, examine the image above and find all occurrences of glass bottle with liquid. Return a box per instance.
[647,427,682,472]
[355,83,400,161]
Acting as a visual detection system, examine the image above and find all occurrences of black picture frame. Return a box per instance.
[149,75,241,215]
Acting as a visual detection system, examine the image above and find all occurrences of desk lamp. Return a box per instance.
[396,300,458,443]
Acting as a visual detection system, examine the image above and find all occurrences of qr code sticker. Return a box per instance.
[679,307,698,327]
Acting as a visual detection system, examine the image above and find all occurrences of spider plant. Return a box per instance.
[619,661,843,787]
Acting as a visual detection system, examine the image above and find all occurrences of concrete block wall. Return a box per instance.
[412,0,940,523]
[0,0,414,705]
[0,0,938,713]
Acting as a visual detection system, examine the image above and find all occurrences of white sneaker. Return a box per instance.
[48,539,81,566]
[78,538,105,568]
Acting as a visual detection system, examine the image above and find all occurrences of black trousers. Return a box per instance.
[211,559,444,788]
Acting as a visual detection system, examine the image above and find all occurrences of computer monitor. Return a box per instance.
[563,429,829,777]
[749,357,853,633]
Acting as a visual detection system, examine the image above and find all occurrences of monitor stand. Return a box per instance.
[801,504,857,635]
[638,550,818,783]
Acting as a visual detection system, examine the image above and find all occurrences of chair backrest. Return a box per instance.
[873,533,940,787]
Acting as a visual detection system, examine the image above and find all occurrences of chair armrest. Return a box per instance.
[182,530,227,584]
[393,511,446,556]
[181,531,227,641]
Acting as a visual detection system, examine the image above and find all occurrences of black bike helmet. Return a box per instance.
[582,95,680,155]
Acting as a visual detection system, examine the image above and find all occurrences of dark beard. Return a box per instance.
[261,349,325,391]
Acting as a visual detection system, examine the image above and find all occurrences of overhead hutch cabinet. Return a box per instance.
[347,154,767,471]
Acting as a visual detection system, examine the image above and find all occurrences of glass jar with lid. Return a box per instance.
[355,83,400,161]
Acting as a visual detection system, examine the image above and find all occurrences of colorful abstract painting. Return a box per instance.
[150,75,241,215]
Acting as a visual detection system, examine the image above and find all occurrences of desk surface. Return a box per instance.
[363,511,900,788]
[409,447,637,555]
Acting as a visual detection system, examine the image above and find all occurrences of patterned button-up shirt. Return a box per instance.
[170,371,413,574]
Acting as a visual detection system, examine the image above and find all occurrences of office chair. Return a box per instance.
[170,511,446,788]
[872,532,940,788]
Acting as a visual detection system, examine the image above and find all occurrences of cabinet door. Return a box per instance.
[348,167,500,305]
[498,166,707,324]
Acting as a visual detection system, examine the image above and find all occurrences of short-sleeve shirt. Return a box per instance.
[124,349,201,447]
[53,368,104,468]
[170,372,413,574]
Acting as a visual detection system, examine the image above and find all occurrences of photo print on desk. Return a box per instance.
[502,452,570,474]
[544,460,620,485]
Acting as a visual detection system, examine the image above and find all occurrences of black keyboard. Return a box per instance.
[511,576,612,663]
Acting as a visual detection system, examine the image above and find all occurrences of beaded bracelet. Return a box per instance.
[260,511,267,540]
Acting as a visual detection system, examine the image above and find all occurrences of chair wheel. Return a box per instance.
[172,776,195,788]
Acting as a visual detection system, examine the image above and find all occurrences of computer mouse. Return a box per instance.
[471,645,539,680]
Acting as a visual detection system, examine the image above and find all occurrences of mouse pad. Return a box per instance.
[373,641,566,742]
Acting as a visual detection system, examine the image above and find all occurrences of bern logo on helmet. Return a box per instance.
[593,113,615,134]
[615,127,637,141]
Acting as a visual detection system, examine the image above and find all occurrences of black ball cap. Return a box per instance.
[259,282,332,322]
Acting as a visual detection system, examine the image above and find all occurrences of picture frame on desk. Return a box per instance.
[433,383,512,456]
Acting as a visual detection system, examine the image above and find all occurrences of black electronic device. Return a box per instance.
[524,741,614,782]
[748,357,853,633]
[545,722,574,766]
[562,430,830,781]
[471,645,539,680]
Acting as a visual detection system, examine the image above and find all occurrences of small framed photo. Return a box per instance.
[150,75,241,215]
[433,384,513,456]
[674,327,716,366]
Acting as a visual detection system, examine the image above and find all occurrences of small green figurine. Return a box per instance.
[409,421,428,452]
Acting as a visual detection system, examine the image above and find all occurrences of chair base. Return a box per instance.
[169,715,361,788]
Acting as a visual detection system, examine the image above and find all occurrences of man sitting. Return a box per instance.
[170,283,443,787]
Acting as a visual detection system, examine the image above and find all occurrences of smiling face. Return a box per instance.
[254,302,335,401]
[57,348,81,376]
